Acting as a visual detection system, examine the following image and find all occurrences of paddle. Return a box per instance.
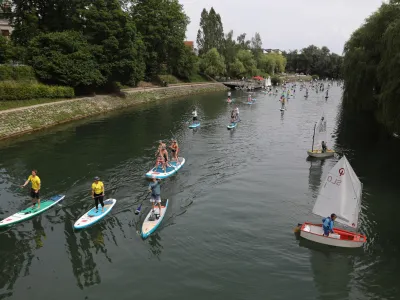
[135,193,150,215]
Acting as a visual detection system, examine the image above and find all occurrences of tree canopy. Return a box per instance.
[342,0,400,133]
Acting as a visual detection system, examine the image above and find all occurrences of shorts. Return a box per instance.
[171,149,176,153]
[193,116,198,121]
[150,194,161,203]
[30,188,40,199]
[323,226,330,236]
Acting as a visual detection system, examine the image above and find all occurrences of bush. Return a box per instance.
[271,75,282,86]
[27,31,104,89]
[0,82,74,101]
[0,65,36,81]
[311,74,319,80]
[157,75,180,84]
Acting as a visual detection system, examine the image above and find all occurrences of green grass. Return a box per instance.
[187,73,211,83]
[0,98,70,111]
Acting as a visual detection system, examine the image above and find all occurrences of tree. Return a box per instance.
[251,32,263,62]
[199,48,225,77]
[171,44,199,79]
[131,0,189,79]
[27,31,104,90]
[237,33,250,50]
[236,50,257,76]
[196,7,224,55]
[229,58,245,78]
[258,54,276,75]
[0,35,12,64]
[76,0,145,89]
[343,0,400,132]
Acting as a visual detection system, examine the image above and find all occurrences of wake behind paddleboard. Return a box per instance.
[145,157,185,179]
[0,194,65,228]
[74,199,117,229]
[141,199,169,239]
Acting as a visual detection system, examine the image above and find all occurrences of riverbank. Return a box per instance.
[0,83,227,140]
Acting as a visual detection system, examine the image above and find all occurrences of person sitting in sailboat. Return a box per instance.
[322,213,337,236]
[321,141,327,153]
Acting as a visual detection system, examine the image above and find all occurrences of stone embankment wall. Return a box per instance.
[0,83,227,140]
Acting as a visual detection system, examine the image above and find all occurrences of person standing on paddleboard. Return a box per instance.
[192,107,198,124]
[169,139,179,164]
[21,169,41,209]
[92,176,105,212]
[149,176,162,219]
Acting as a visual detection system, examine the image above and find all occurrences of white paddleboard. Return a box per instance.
[141,199,169,239]
[145,157,185,179]
[74,199,117,229]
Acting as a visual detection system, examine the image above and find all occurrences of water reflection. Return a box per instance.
[306,157,325,196]
[299,240,357,300]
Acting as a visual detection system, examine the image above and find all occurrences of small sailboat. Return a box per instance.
[307,113,335,158]
[299,156,366,248]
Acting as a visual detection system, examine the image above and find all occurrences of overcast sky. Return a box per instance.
[180,0,385,54]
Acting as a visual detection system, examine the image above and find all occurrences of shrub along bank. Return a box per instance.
[0,82,74,101]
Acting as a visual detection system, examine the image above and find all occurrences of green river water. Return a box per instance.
[0,85,399,300]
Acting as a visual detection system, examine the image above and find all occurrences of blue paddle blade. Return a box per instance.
[135,204,142,215]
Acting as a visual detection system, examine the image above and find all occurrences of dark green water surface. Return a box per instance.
[0,85,399,300]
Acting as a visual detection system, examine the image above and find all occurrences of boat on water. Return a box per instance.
[145,157,185,179]
[307,113,335,158]
[299,156,366,248]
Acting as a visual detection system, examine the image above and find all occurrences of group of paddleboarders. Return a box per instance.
[21,169,107,213]
[153,139,180,174]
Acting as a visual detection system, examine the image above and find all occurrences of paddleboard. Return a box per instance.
[74,199,117,229]
[280,108,286,111]
[141,199,169,239]
[189,122,200,129]
[227,122,237,129]
[246,102,253,105]
[145,157,185,179]
[0,194,65,228]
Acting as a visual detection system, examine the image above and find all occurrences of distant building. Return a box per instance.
[0,0,12,38]
[262,49,282,55]
[184,41,194,50]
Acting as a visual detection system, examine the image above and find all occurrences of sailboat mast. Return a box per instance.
[311,123,316,151]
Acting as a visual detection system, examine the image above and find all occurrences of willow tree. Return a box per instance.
[343,0,400,132]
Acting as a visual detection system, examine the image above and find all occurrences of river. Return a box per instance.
[0,85,399,300]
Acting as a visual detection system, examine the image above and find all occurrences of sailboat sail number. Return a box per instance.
[327,176,341,186]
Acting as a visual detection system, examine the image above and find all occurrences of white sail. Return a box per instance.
[312,156,362,228]
[313,113,328,150]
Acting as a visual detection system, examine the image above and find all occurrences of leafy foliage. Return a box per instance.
[343,0,400,132]
[27,31,104,89]
[131,0,189,79]
[196,7,224,55]
[284,46,343,79]
[199,48,226,77]
[0,81,74,100]
[0,65,35,81]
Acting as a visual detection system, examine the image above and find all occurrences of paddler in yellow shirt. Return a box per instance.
[91,176,105,212]
[21,169,41,209]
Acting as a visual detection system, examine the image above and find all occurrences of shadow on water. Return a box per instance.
[335,106,400,299]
